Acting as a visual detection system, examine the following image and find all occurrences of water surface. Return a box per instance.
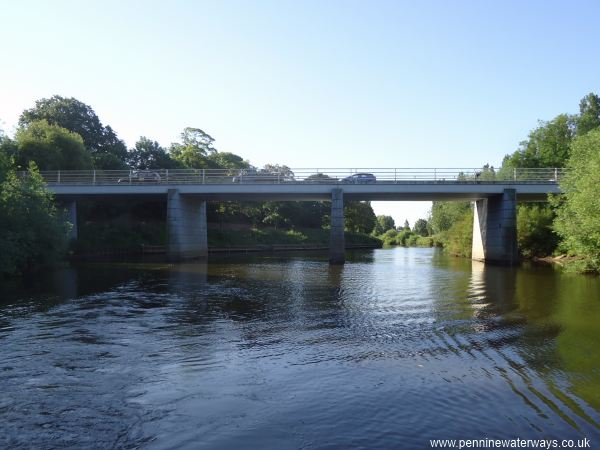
[1,248,600,449]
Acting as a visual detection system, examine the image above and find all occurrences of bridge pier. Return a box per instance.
[472,189,518,265]
[59,200,78,241]
[329,188,345,265]
[167,189,208,260]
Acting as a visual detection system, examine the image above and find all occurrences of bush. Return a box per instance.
[516,204,558,258]
[415,236,434,247]
[441,209,473,257]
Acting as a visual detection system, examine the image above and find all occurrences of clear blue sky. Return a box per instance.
[1,0,599,224]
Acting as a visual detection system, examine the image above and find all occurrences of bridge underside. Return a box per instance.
[55,185,540,265]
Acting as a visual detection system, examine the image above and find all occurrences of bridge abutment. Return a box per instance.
[167,189,208,260]
[472,189,518,265]
[329,188,345,265]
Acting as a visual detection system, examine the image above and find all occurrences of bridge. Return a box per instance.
[35,168,564,265]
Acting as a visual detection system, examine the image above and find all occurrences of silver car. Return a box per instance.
[118,170,161,183]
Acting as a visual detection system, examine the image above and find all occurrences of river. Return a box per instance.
[1,248,599,449]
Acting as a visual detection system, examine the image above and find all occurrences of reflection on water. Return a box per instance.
[1,248,600,449]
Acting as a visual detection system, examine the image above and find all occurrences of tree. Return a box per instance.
[207,152,249,170]
[552,128,600,272]
[429,201,471,234]
[261,202,289,229]
[0,163,68,276]
[373,215,395,235]
[0,130,16,182]
[170,127,217,169]
[345,201,376,234]
[501,114,575,169]
[577,92,600,136]
[261,164,294,179]
[413,218,429,236]
[15,120,92,171]
[127,137,181,169]
[19,96,127,169]
[402,219,410,230]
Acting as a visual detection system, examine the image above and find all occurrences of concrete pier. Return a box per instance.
[329,188,345,265]
[472,189,518,265]
[167,189,208,260]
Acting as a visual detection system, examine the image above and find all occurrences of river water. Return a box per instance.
[1,248,600,449]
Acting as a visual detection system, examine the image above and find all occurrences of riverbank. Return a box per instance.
[72,225,382,258]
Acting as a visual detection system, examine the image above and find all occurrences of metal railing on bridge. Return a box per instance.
[30,168,565,185]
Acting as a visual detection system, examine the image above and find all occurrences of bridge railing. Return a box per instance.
[30,168,566,185]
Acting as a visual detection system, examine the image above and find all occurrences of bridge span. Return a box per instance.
[36,168,564,265]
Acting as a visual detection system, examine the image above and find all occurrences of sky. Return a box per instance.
[1,0,599,225]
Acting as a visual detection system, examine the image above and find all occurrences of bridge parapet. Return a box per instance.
[29,168,565,186]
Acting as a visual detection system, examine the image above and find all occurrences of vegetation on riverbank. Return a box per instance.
[72,220,380,255]
[424,93,600,273]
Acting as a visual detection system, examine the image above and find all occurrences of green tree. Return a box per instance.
[0,163,68,276]
[373,215,395,235]
[501,114,575,170]
[170,127,217,169]
[429,201,471,234]
[207,152,249,170]
[261,202,290,230]
[127,137,181,169]
[19,96,127,169]
[577,92,600,136]
[15,120,92,170]
[552,128,600,272]
[345,201,376,234]
[412,218,429,236]
[402,219,410,230]
[0,129,16,182]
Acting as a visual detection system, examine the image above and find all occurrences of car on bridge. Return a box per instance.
[232,169,294,183]
[117,170,161,184]
[341,173,377,184]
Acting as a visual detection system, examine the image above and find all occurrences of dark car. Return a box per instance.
[117,170,161,184]
[341,173,377,184]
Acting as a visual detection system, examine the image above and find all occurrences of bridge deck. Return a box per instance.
[34,168,563,201]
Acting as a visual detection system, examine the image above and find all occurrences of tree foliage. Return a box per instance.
[127,137,182,170]
[15,120,92,171]
[552,128,600,272]
[170,127,217,168]
[429,201,471,234]
[501,114,575,169]
[516,204,558,258]
[0,163,68,276]
[345,201,376,234]
[577,92,600,137]
[373,215,395,235]
[19,96,127,169]
[412,218,429,236]
[207,152,249,170]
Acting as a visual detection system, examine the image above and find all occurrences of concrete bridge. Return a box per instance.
[37,168,564,265]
